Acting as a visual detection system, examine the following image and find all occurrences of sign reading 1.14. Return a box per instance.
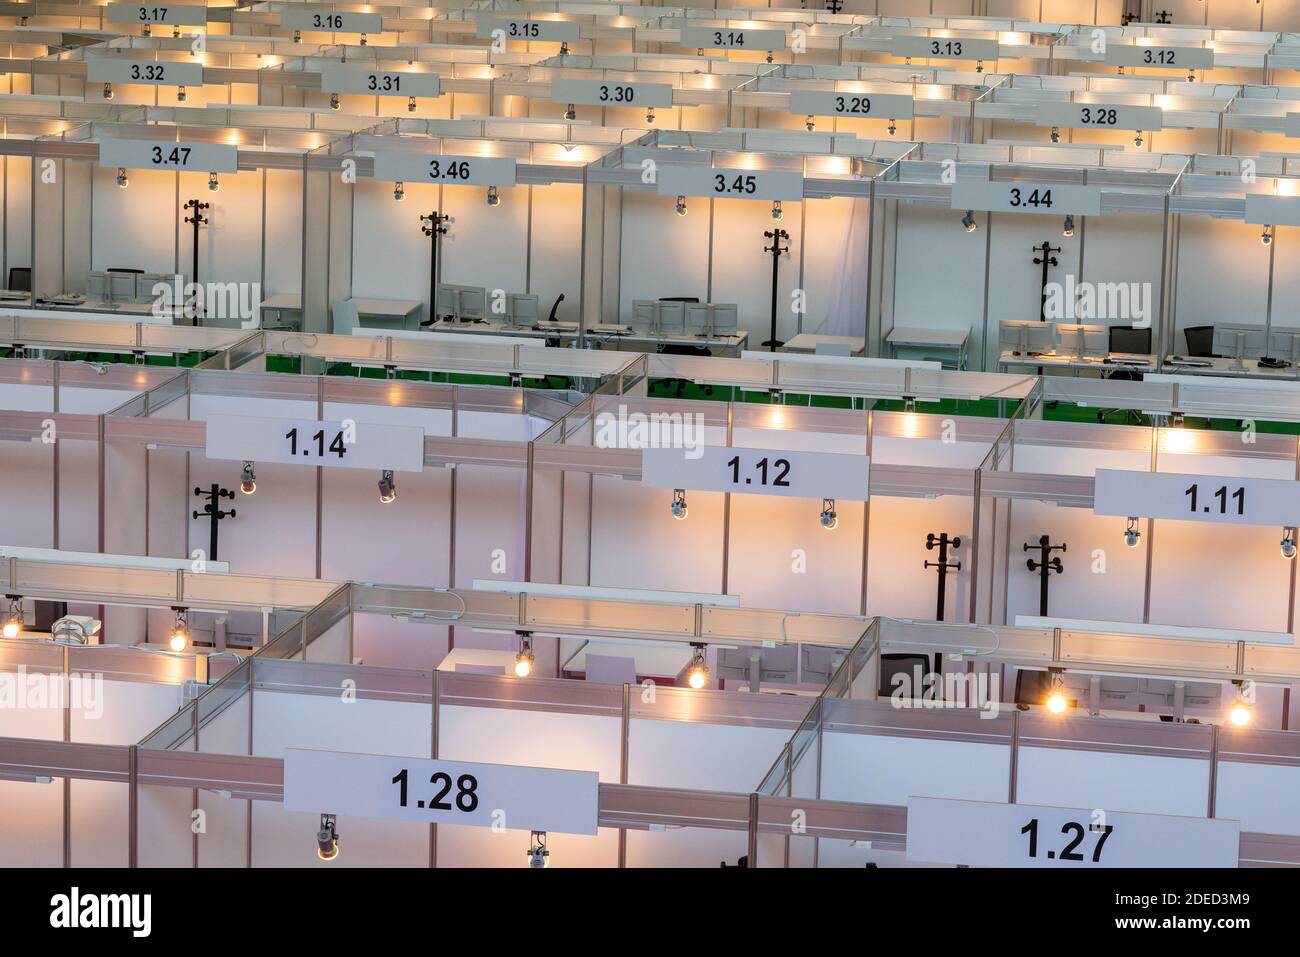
[285,425,348,462]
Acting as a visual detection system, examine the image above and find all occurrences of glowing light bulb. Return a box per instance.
[1046,691,1067,714]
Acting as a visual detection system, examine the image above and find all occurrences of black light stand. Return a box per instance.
[924,532,962,622]
[183,199,209,326]
[1031,241,1061,324]
[419,211,452,326]
[192,483,236,562]
[1023,535,1066,617]
[761,226,790,351]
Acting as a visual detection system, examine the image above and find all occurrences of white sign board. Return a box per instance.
[906,797,1240,868]
[279,10,382,33]
[1244,193,1300,228]
[319,64,441,98]
[1285,113,1300,138]
[656,166,803,201]
[551,77,673,109]
[680,25,786,51]
[642,446,870,500]
[951,180,1101,216]
[283,749,599,836]
[371,151,517,186]
[1035,102,1163,131]
[98,139,238,173]
[475,16,579,43]
[1093,468,1300,527]
[891,35,999,61]
[205,414,426,472]
[87,58,203,87]
[1104,44,1213,70]
[107,3,208,26]
[788,90,914,119]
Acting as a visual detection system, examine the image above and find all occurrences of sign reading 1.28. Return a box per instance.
[1185,482,1245,517]
[728,454,790,488]
[1022,816,1114,863]
[284,426,348,461]
[392,766,479,813]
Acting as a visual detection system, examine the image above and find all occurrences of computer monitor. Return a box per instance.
[1015,668,1222,716]
[799,645,848,685]
[716,645,799,685]
[1268,327,1300,363]
[457,286,486,322]
[656,300,686,335]
[505,293,539,327]
[999,319,1057,357]
[435,284,460,320]
[631,299,658,332]
[1107,324,1153,356]
[7,267,31,293]
[1213,323,1268,366]
[1053,322,1108,358]
[685,303,739,338]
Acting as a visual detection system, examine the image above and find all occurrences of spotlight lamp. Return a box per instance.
[486,185,500,207]
[103,82,114,100]
[207,171,219,192]
[670,488,688,521]
[1228,682,1252,727]
[1261,225,1274,246]
[116,167,129,189]
[1045,668,1068,715]
[820,497,837,530]
[1124,516,1141,548]
[177,85,187,102]
[1062,214,1075,238]
[3,595,22,639]
[645,107,656,124]
[961,210,977,233]
[887,118,897,136]
[1050,125,1060,143]
[1170,411,1185,427]
[527,830,549,868]
[169,607,189,652]
[330,93,341,110]
[903,396,917,413]
[514,633,535,678]
[407,96,417,112]
[378,469,397,504]
[1282,527,1297,560]
[317,814,340,861]
[804,114,815,132]
[1133,130,1144,147]
[675,195,688,217]
[564,103,577,121]
[393,181,405,202]
[292,29,301,43]
[771,200,783,221]
[239,460,256,495]
[687,644,708,690]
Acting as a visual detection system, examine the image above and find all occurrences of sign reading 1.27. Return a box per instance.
[1022,815,1113,863]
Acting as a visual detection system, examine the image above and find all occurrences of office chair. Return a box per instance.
[7,267,31,292]
[1096,325,1152,425]
[878,653,934,699]
[330,300,360,336]
[1183,325,1215,358]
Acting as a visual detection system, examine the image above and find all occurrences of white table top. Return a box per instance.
[261,293,302,310]
[782,333,866,353]
[888,326,970,347]
[348,297,423,318]
[436,648,516,675]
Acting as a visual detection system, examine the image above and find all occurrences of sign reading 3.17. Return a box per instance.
[641,446,871,500]
[788,90,915,120]
[371,151,517,187]
[283,749,599,835]
[319,64,441,98]
[680,25,786,51]
[106,3,208,26]
[87,58,203,87]
[1093,468,1300,527]
[98,139,238,173]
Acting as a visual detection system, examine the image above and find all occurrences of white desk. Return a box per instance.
[260,293,303,330]
[998,351,1156,375]
[436,648,516,675]
[887,326,970,370]
[348,297,424,331]
[1161,355,1300,381]
[425,319,749,356]
[782,333,866,356]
